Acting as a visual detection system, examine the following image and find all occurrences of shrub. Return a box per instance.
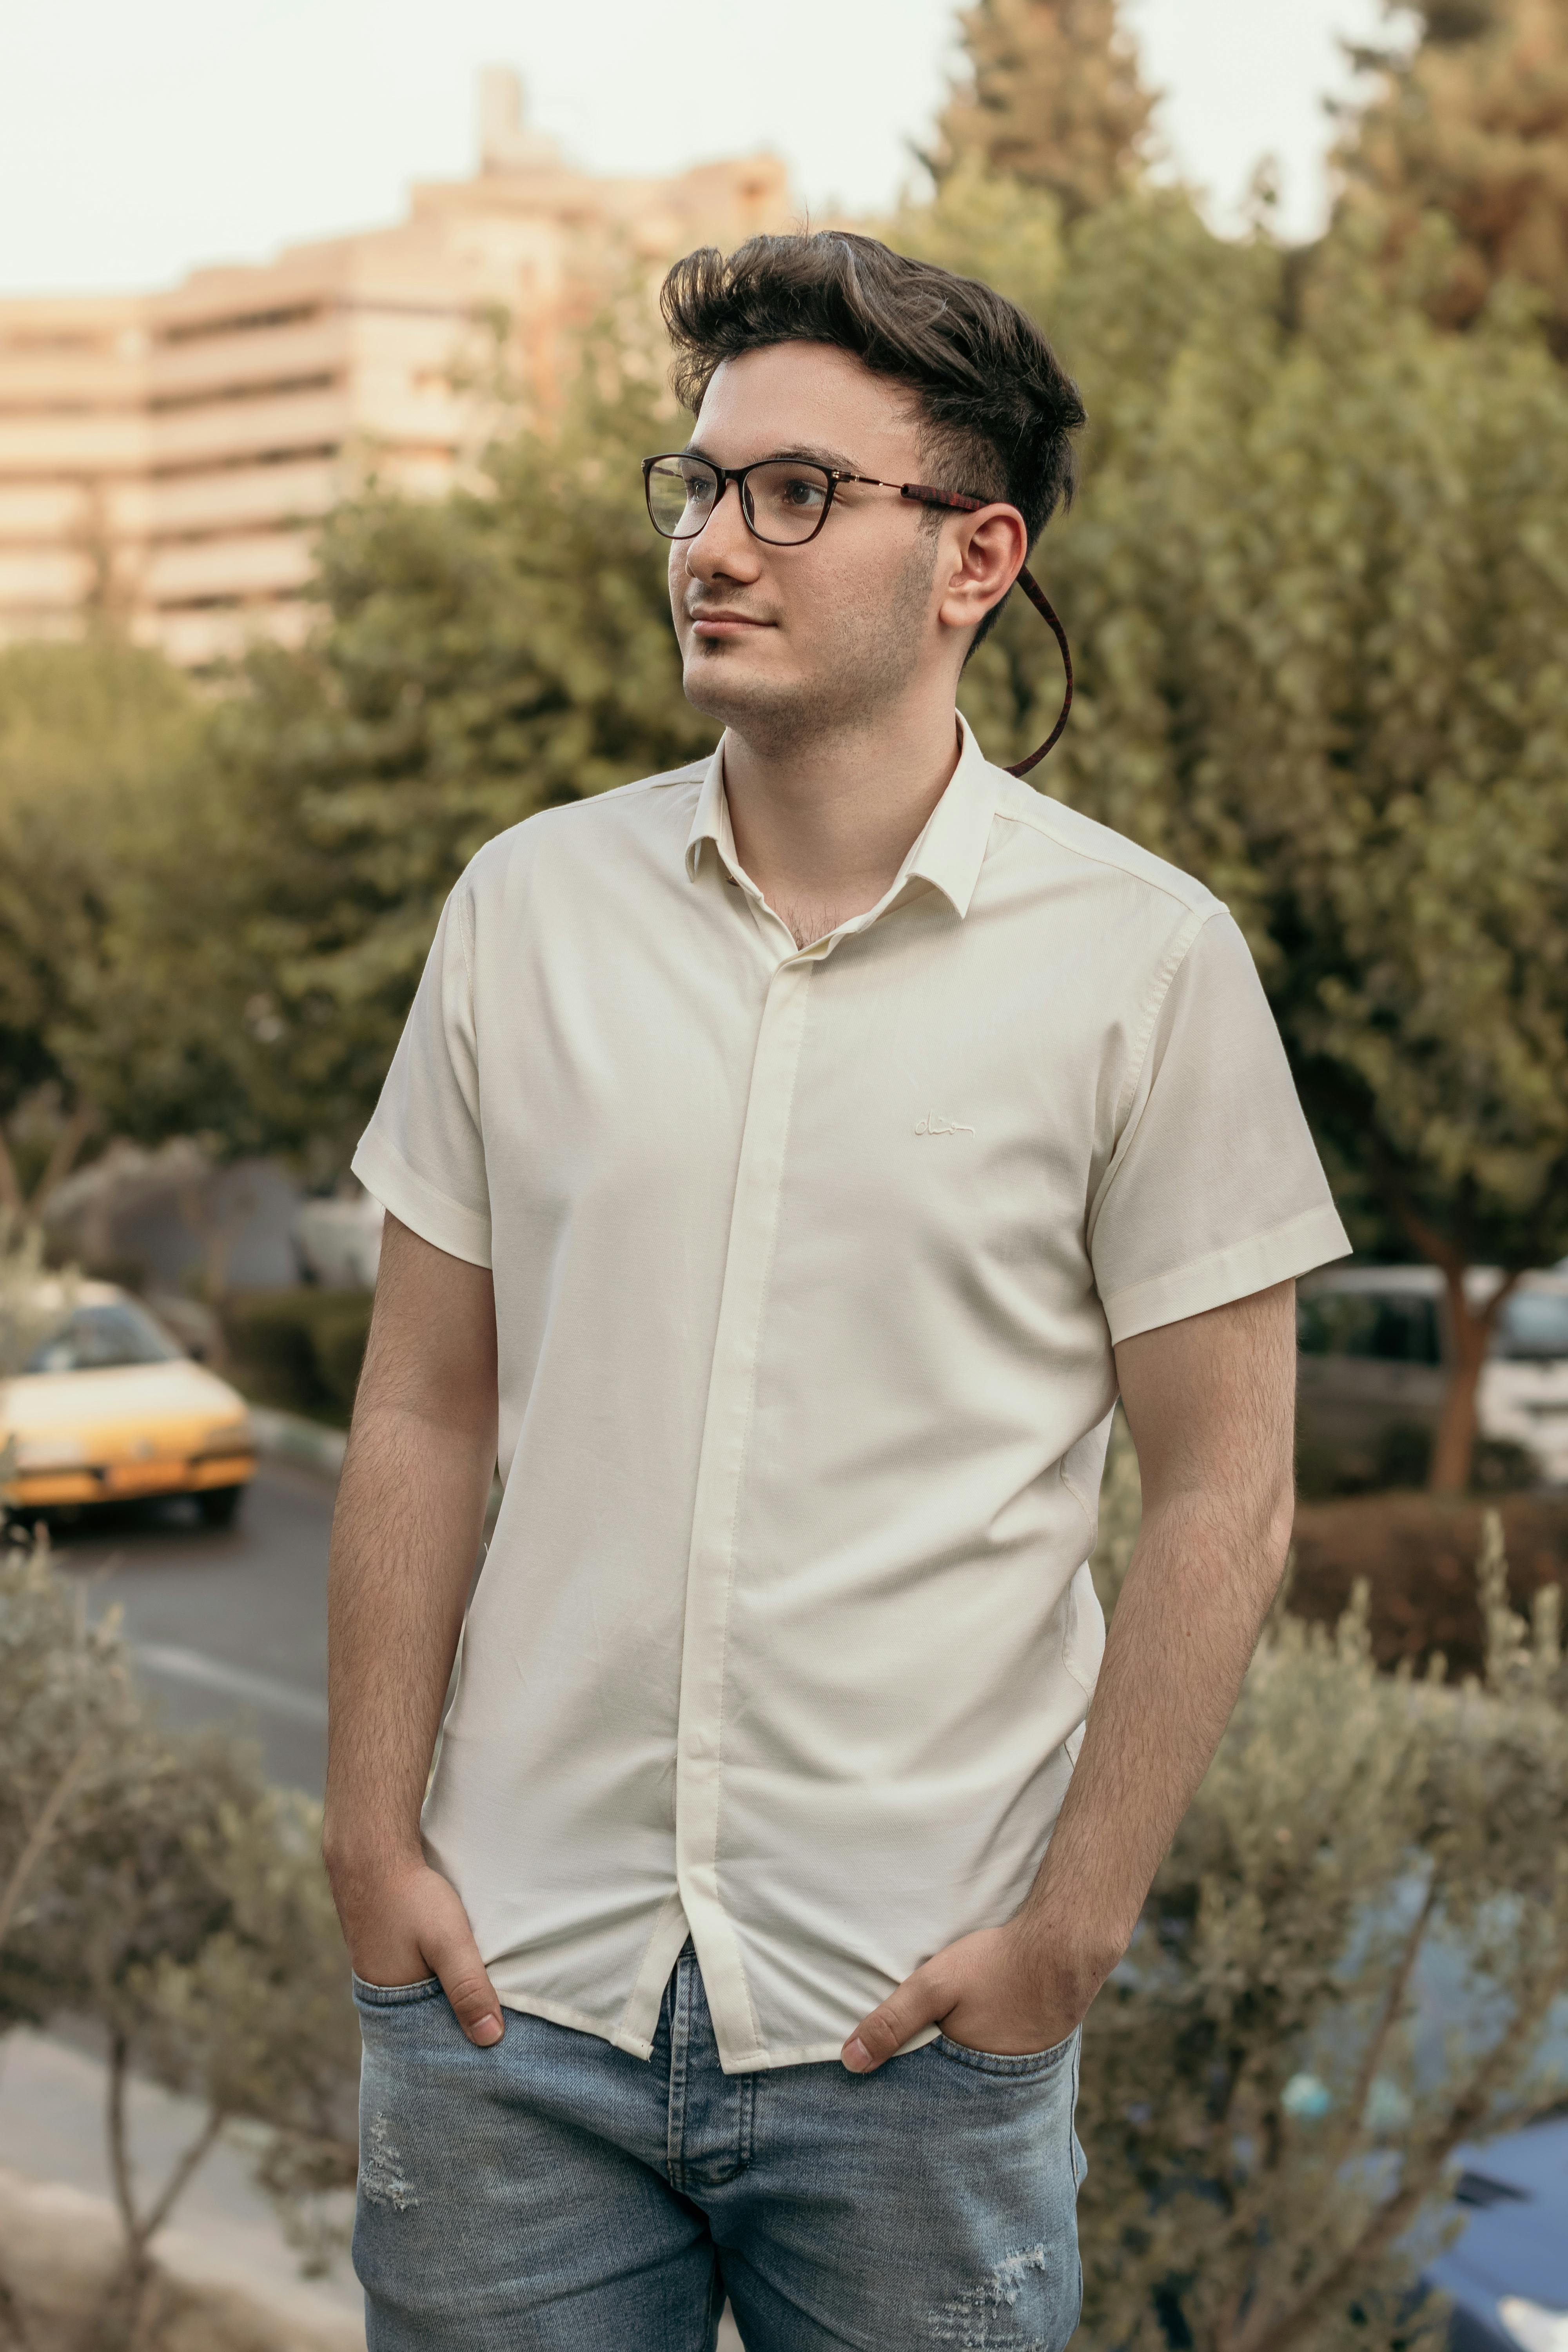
[1081,1437,1568,2352]
[1289,1490,1568,1679]
[0,1523,359,2347]
[220,1287,373,1425]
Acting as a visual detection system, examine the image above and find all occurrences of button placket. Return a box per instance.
[670,949,814,2069]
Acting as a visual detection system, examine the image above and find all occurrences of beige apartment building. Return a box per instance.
[0,73,791,669]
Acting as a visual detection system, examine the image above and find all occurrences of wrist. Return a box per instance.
[1009,1909,1124,2015]
[321,1820,426,1895]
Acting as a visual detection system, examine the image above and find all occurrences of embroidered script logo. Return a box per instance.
[914,1112,975,1137]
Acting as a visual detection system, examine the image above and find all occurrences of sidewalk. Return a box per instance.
[0,2028,362,2347]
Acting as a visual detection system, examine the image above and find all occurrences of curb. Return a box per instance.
[249,1406,347,1479]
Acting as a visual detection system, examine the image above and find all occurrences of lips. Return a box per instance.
[687,609,771,631]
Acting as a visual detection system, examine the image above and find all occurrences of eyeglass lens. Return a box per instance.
[646,457,835,546]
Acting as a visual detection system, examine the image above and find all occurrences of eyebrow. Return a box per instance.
[681,440,861,473]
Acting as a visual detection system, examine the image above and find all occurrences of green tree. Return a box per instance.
[1081,1451,1568,2352]
[0,640,208,1218]
[894,174,1568,1493]
[0,1518,359,2349]
[209,328,714,1165]
[930,0,1157,219]
[1336,0,1568,351]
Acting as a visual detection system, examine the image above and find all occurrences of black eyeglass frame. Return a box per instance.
[641,452,1073,776]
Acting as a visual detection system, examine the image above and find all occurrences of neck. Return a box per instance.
[720,691,963,947]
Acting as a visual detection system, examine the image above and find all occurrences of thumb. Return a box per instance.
[421,1886,505,2048]
[841,1963,948,2074]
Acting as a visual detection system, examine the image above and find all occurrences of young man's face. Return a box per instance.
[667,341,964,747]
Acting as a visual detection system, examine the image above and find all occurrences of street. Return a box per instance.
[49,1458,336,1793]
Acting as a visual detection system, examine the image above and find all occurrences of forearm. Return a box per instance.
[323,1395,494,1881]
[1016,1480,1291,1996]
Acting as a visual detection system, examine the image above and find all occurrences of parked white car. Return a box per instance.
[1296,1263,1568,1485]
[290,1192,384,1291]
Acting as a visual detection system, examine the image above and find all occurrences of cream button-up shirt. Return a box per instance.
[352,716,1348,2073]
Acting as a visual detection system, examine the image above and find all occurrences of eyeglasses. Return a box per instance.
[641,451,1073,775]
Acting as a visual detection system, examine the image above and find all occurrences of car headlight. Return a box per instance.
[1500,2299,1568,2352]
[10,1437,88,1472]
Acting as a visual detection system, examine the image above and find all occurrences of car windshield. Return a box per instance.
[24,1300,184,1376]
[1494,1290,1568,1362]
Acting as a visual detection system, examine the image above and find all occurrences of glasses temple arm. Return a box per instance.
[897,489,1074,775]
[1006,568,1073,777]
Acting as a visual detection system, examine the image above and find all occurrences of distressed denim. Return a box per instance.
[353,1942,1085,2351]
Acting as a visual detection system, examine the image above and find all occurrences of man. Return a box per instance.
[326,232,1349,2349]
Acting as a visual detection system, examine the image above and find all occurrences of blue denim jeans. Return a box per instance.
[353,1942,1085,2350]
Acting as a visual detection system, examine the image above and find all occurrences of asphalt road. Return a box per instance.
[49,1458,336,1793]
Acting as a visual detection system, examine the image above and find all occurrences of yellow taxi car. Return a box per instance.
[2,1281,257,1524]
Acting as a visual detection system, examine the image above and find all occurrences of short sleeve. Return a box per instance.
[1088,910,1348,1345]
[351,882,492,1269]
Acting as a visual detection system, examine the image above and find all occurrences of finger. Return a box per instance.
[841,1965,947,2074]
[421,1904,505,2047]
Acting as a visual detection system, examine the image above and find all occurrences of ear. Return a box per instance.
[936,504,1029,641]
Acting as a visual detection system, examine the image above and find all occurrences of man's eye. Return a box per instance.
[779,475,827,508]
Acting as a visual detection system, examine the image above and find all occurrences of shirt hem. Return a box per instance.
[1102,1202,1351,1345]
[352,1127,492,1269]
[486,1989,939,2075]
[708,2021,941,2076]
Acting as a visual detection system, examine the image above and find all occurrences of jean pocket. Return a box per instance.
[933,2025,1078,2079]
[352,1971,445,2009]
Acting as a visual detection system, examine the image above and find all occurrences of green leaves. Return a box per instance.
[936,183,1568,1293]
[0,1523,359,2320]
[202,334,716,1161]
[1081,1459,1568,2352]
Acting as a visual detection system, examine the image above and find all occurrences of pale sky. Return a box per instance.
[2,0,1403,296]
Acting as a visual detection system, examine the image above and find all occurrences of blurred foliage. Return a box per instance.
[927,0,1156,219]
[196,324,716,1166]
[898,170,1568,1486]
[1287,1485,1568,1680]
[1335,0,1568,353]
[0,1213,71,1379]
[0,332,715,1178]
[0,642,215,1211]
[0,1516,358,2348]
[1079,1439,1568,2352]
[219,1287,373,1428]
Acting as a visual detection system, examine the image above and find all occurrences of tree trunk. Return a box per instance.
[0,1735,94,1948]
[1429,1264,1519,1495]
[100,2035,156,2352]
[1382,1190,1524,1497]
[98,2034,223,2352]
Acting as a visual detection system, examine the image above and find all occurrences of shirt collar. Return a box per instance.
[683,713,998,923]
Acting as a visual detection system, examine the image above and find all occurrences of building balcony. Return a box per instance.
[144,528,316,605]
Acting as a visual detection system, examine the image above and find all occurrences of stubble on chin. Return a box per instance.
[679,539,937,755]
[681,636,805,747]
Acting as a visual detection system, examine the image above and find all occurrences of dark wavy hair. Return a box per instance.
[659,231,1086,644]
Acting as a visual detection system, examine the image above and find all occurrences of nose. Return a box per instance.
[684,477,761,582]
